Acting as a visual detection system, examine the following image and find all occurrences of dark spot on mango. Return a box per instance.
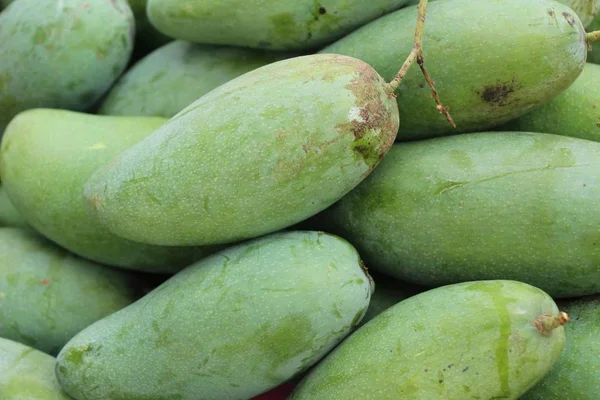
[562,12,576,26]
[479,81,518,106]
[319,7,327,14]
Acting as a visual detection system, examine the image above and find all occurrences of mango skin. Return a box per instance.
[0,338,72,400]
[0,0,134,134]
[55,231,373,400]
[324,132,600,298]
[0,227,142,355]
[522,296,600,399]
[147,0,409,51]
[291,280,566,399]
[0,185,28,229]
[84,54,399,246]
[500,63,600,141]
[0,109,217,272]
[321,0,587,140]
[100,41,295,118]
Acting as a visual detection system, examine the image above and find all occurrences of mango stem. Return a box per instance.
[387,0,456,128]
[531,312,570,336]
[587,31,600,43]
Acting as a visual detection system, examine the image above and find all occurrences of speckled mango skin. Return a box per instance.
[321,0,587,140]
[324,132,600,298]
[146,0,408,51]
[55,231,373,400]
[0,0,134,134]
[522,296,600,399]
[501,63,600,141]
[0,109,218,272]
[84,54,399,246]
[291,280,566,400]
[0,185,28,229]
[100,41,296,118]
[0,338,72,400]
[0,227,141,355]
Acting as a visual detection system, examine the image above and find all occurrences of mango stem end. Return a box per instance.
[532,312,570,336]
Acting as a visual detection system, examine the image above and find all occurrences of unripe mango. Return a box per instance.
[55,231,373,400]
[324,132,600,298]
[0,0,134,134]
[0,227,142,355]
[146,0,409,51]
[100,41,295,118]
[321,0,590,139]
[0,338,71,400]
[0,185,27,229]
[291,280,568,400]
[0,109,217,272]
[522,295,600,400]
[84,54,399,246]
[500,63,600,141]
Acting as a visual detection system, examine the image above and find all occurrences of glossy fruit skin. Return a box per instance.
[146,0,409,51]
[0,109,218,272]
[321,0,587,140]
[55,231,373,400]
[0,0,134,134]
[0,227,142,355]
[84,54,399,247]
[324,132,600,298]
[500,63,600,141]
[0,338,72,400]
[291,280,566,400]
[522,295,600,400]
[100,41,296,118]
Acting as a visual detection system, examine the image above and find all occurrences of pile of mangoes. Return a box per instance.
[0,0,599,399]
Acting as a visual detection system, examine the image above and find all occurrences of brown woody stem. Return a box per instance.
[531,312,570,336]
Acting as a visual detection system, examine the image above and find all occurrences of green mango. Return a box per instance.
[0,338,72,400]
[146,0,409,51]
[500,63,600,141]
[99,41,295,118]
[55,231,373,400]
[522,295,600,400]
[83,54,399,246]
[0,227,142,355]
[590,16,600,63]
[324,132,600,298]
[291,280,568,400]
[321,0,590,140]
[0,109,217,272]
[0,185,27,229]
[0,0,134,134]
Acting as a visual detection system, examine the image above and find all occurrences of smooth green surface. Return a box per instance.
[0,227,141,355]
[291,280,566,399]
[147,0,409,51]
[321,0,587,139]
[522,296,600,399]
[590,15,600,63]
[0,0,134,134]
[325,132,600,298]
[56,231,373,400]
[0,338,72,400]
[84,54,399,246]
[100,40,295,118]
[0,109,217,272]
[501,63,600,141]
[0,185,27,229]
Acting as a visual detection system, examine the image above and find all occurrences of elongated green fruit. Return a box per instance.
[0,109,218,272]
[55,231,373,400]
[83,54,399,246]
[321,0,591,139]
[0,0,134,134]
[522,295,600,400]
[500,63,600,141]
[291,280,568,400]
[99,41,296,118]
[0,228,142,355]
[324,132,600,298]
[0,338,72,400]
[146,0,409,51]
[0,185,27,229]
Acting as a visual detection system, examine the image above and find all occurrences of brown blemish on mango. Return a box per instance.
[478,79,521,107]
